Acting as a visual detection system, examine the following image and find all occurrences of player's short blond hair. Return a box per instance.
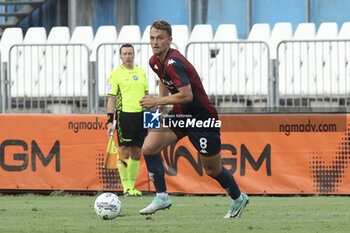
[151,20,172,37]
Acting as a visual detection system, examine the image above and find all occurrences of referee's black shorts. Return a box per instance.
[116,111,147,147]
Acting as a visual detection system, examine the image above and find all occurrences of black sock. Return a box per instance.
[213,166,241,200]
[144,153,167,193]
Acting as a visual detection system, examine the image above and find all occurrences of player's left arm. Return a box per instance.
[140,57,192,108]
[140,84,192,109]
[159,84,193,104]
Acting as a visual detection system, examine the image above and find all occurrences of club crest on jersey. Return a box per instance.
[167,59,176,66]
[133,75,138,80]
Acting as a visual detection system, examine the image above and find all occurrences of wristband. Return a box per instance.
[107,113,114,123]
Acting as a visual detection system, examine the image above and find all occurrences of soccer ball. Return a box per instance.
[94,192,122,220]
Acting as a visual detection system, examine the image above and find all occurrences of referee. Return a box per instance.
[107,43,148,196]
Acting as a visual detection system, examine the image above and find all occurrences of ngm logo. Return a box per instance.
[0,140,60,172]
[143,110,161,129]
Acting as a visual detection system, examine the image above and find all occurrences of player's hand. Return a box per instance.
[140,94,158,109]
[107,122,114,137]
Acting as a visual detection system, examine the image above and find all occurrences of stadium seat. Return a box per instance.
[135,25,158,95]
[214,24,238,41]
[17,27,47,97]
[279,23,316,97]
[316,22,338,39]
[0,27,23,62]
[117,25,141,57]
[57,26,93,97]
[242,24,271,96]
[186,24,213,93]
[293,23,316,40]
[248,23,270,41]
[44,27,71,97]
[0,27,23,98]
[313,22,338,96]
[47,26,70,43]
[270,23,293,98]
[90,25,117,62]
[90,26,118,97]
[171,24,189,54]
[242,42,270,96]
[336,22,350,95]
[70,26,94,46]
[269,23,294,97]
[23,27,47,43]
[209,43,240,96]
[269,22,293,59]
[189,24,213,41]
[141,25,151,42]
[339,22,350,39]
[212,24,238,63]
[293,23,316,95]
[209,24,239,95]
[226,23,270,98]
[117,25,141,43]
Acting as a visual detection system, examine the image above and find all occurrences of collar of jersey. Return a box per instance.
[120,65,134,70]
[160,48,172,65]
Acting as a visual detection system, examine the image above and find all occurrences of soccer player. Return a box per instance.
[107,43,148,197]
[139,20,249,218]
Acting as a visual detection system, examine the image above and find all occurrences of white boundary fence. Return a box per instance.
[186,41,272,112]
[1,40,350,114]
[2,43,92,113]
[277,39,350,112]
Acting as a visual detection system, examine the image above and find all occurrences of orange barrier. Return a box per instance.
[0,114,349,194]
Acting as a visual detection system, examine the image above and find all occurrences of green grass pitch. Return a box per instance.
[0,193,349,233]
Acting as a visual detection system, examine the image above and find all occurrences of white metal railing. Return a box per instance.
[1,40,350,114]
[2,43,92,113]
[185,41,271,112]
[277,39,350,112]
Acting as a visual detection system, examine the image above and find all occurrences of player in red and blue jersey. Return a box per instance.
[139,20,249,218]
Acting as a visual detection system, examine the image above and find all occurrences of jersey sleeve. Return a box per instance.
[107,71,119,96]
[149,55,156,73]
[167,57,190,88]
[142,69,149,93]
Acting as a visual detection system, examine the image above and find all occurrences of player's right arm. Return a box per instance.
[106,95,116,136]
[158,81,169,112]
[106,70,119,136]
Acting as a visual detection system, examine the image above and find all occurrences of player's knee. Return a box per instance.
[125,150,133,158]
[142,143,156,155]
[120,147,132,158]
[134,147,142,154]
[130,147,142,160]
